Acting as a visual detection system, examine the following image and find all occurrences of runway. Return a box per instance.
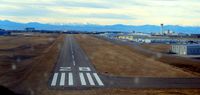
[49,35,104,89]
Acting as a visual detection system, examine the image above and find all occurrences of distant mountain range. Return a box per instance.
[0,20,200,34]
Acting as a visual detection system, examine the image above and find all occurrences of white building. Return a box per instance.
[171,44,200,55]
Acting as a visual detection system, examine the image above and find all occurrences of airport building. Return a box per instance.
[0,29,10,36]
[191,34,200,38]
[171,44,200,55]
[117,35,134,40]
[116,32,151,41]
[25,27,35,32]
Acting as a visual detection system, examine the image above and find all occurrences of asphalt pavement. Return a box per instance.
[49,35,104,89]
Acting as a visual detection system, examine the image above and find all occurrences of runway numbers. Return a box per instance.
[50,72,104,87]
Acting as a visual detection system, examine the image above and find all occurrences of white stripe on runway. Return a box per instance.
[73,60,75,66]
[86,73,95,86]
[79,73,86,86]
[51,73,58,86]
[59,73,65,86]
[79,67,91,71]
[93,73,104,86]
[68,73,73,86]
[72,55,74,59]
[59,67,71,71]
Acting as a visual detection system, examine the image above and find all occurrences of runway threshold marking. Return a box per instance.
[68,72,73,86]
[86,73,95,86]
[51,73,58,86]
[59,73,65,86]
[50,72,104,87]
[79,73,87,85]
[93,73,104,86]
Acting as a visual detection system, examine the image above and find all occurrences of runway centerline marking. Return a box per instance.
[51,73,58,86]
[79,73,87,86]
[93,73,104,86]
[68,72,73,86]
[60,73,65,86]
[86,73,95,86]
[73,60,76,66]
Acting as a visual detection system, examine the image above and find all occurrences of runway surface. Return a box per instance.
[49,35,200,89]
[49,35,104,89]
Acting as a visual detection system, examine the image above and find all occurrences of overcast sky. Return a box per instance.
[0,0,200,26]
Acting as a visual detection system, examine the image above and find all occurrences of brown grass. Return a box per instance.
[139,43,171,53]
[0,35,57,87]
[75,35,194,77]
[124,44,200,76]
[0,36,56,49]
[10,34,63,94]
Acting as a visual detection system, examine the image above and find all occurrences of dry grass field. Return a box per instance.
[75,35,194,77]
[0,34,58,88]
[139,43,171,53]
[12,34,64,95]
[127,43,200,76]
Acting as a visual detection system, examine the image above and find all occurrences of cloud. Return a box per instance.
[0,0,199,25]
[53,1,111,9]
[64,13,134,20]
[0,6,52,17]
